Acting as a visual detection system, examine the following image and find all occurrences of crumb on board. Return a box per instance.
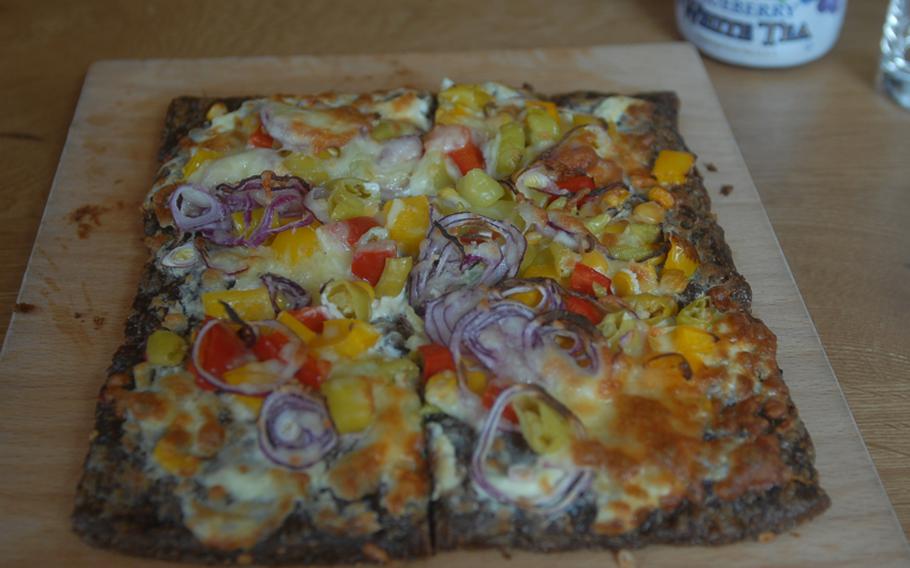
[498,547,513,560]
[13,302,36,313]
[720,184,734,196]
[616,549,636,568]
[93,316,105,329]
[705,162,718,172]
[758,531,776,543]
[362,543,390,563]
[68,204,111,239]
[73,311,84,319]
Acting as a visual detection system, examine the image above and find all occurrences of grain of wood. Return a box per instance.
[0,43,906,567]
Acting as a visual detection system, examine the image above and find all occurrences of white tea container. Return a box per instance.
[676,0,847,68]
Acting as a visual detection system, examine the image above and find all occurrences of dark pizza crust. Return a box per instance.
[72,96,431,564]
[428,91,828,550]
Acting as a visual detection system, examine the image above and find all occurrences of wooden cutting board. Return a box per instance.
[0,43,906,567]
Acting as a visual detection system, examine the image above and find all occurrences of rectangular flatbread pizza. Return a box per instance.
[72,81,829,564]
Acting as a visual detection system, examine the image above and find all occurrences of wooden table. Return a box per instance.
[2,0,908,539]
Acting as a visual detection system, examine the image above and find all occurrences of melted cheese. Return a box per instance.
[188,148,286,188]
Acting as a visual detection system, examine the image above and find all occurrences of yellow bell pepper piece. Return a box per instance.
[673,325,717,373]
[323,280,374,321]
[374,256,413,297]
[328,178,380,221]
[270,225,320,265]
[222,362,286,390]
[652,150,695,186]
[316,319,380,359]
[202,288,275,321]
[580,250,610,275]
[182,148,221,179]
[384,196,430,256]
[322,376,374,434]
[664,235,699,278]
[277,310,318,343]
[571,113,599,127]
[231,208,281,239]
[513,396,571,455]
[146,329,187,366]
[283,153,329,185]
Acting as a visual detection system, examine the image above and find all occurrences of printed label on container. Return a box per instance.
[676,0,847,68]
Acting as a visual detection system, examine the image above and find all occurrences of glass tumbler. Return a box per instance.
[879,0,910,108]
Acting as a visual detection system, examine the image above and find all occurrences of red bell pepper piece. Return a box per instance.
[287,307,329,333]
[352,241,397,286]
[556,175,595,192]
[341,216,380,247]
[448,142,485,175]
[296,355,332,390]
[249,124,275,148]
[481,383,518,423]
[565,294,605,325]
[252,328,290,361]
[418,344,456,381]
[197,322,247,376]
[569,263,613,297]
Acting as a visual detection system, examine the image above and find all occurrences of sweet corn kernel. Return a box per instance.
[425,370,459,408]
[580,250,610,275]
[464,370,488,395]
[603,187,630,208]
[206,102,228,121]
[202,288,275,321]
[648,186,675,209]
[322,376,374,434]
[508,290,542,309]
[612,269,639,297]
[665,236,699,278]
[277,310,318,343]
[652,150,695,186]
[146,329,187,366]
[231,394,264,414]
[270,225,320,265]
[659,268,690,294]
[384,196,430,256]
[632,201,666,225]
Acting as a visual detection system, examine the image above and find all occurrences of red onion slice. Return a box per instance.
[258,388,337,470]
[260,273,311,313]
[169,173,315,247]
[522,311,601,374]
[408,213,526,310]
[423,287,486,345]
[169,184,226,230]
[449,301,537,377]
[191,319,303,396]
[470,383,592,513]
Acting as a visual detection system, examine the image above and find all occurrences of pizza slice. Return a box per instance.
[419,84,829,550]
[73,90,437,564]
